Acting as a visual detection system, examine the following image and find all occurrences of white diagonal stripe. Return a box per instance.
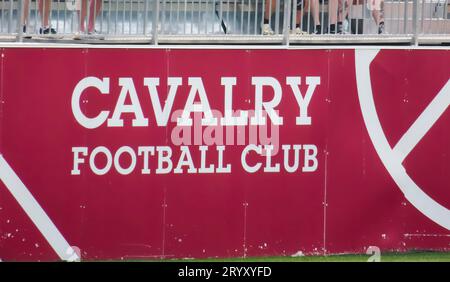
[393,80,450,163]
[355,49,450,230]
[0,154,79,261]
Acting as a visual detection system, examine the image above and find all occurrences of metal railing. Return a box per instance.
[0,0,448,44]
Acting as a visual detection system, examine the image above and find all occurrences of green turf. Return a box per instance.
[162,251,450,262]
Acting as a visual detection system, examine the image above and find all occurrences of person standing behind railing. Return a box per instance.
[293,0,322,34]
[367,0,385,34]
[22,0,56,34]
[328,0,352,34]
[262,0,276,35]
[79,0,102,35]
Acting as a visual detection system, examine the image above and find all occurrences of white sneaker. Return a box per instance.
[291,27,308,35]
[261,23,274,35]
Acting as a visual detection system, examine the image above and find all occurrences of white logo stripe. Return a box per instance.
[355,49,450,230]
[393,81,450,163]
[0,154,79,261]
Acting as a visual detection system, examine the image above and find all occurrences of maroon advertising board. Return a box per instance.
[0,48,448,261]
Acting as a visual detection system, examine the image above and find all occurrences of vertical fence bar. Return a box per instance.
[196,0,202,34]
[129,0,132,34]
[356,0,360,35]
[247,0,251,34]
[348,0,353,34]
[420,0,425,34]
[362,0,366,35]
[291,0,296,33]
[0,0,3,34]
[232,0,236,33]
[283,0,291,44]
[107,0,111,34]
[428,0,433,34]
[444,0,449,34]
[204,0,208,34]
[403,0,408,33]
[301,0,304,32]
[190,0,193,33]
[261,0,265,34]
[320,0,324,34]
[153,0,160,44]
[144,0,149,35]
[121,0,124,34]
[64,0,68,34]
[184,0,187,34]
[7,0,13,33]
[268,0,272,29]
[275,0,280,33]
[254,0,258,35]
[99,0,104,34]
[17,0,24,41]
[326,0,329,34]
[56,0,59,33]
[412,0,419,44]
[177,0,180,34]
[170,0,173,34]
[307,0,311,33]
[240,0,244,33]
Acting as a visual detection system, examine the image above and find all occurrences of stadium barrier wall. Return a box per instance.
[0,47,448,261]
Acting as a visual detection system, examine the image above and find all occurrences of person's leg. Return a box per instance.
[298,0,317,33]
[38,0,52,28]
[369,0,384,33]
[310,0,321,33]
[88,0,102,32]
[328,0,338,33]
[337,0,352,33]
[37,0,56,34]
[22,0,30,26]
[79,0,88,32]
[294,1,305,34]
[262,0,276,34]
[295,9,304,28]
[374,0,385,33]
[264,0,276,22]
[338,0,352,22]
[372,10,380,25]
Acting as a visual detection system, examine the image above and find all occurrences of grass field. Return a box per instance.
[168,251,450,262]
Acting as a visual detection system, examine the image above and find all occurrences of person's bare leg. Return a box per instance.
[264,0,276,22]
[310,0,320,26]
[80,0,88,32]
[294,2,304,34]
[307,0,321,33]
[88,0,103,32]
[295,0,306,27]
[372,10,380,25]
[262,0,276,34]
[329,0,342,33]
[39,0,52,28]
[22,0,30,26]
[373,0,385,33]
[296,10,304,27]
[339,0,352,22]
[329,0,338,25]
[336,0,352,33]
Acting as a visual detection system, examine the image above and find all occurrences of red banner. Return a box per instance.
[0,48,448,261]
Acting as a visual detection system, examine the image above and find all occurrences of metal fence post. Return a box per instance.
[144,0,149,36]
[282,0,291,46]
[412,0,419,45]
[17,0,24,42]
[8,0,14,34]
[403,0,408,34]
[152,0,160,44]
